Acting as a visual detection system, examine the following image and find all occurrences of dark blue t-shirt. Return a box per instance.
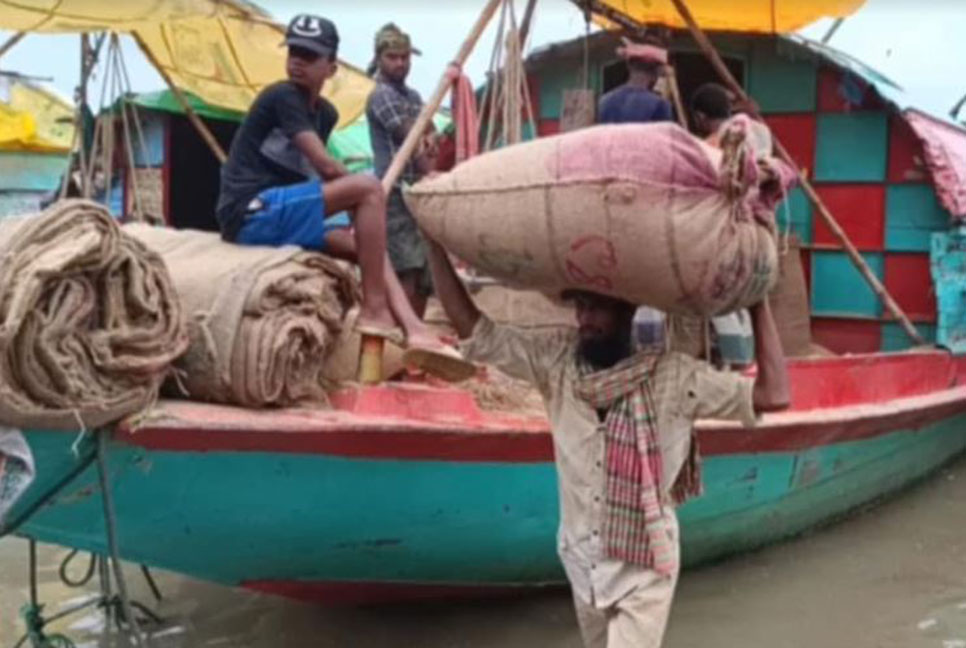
[598,86,673,124]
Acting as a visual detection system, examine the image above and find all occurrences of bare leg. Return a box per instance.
[322,176,394,331]
[322,227,356,262]
[383,258,443,349]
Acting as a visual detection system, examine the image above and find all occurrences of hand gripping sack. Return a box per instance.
[405,121,782,316]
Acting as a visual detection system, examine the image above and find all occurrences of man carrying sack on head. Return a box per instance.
[425,238,791,647]
[366,23,437,318]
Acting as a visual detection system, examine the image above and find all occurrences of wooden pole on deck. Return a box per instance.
[0,31,25,59]
[381,0,504,192]
[132,34,227,164]
[669,0,926,346]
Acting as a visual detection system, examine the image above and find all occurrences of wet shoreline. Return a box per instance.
[4,453,966,647]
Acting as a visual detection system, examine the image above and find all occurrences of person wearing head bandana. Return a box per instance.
[597,38,674,125]
[365,23,436,317]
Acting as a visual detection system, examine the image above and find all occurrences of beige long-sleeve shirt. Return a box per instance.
[462,316,756,608]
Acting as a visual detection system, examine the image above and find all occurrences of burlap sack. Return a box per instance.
[768,237,812,357]
[125,225,358,407]
[406,122,781,317]
[0,200,188,429]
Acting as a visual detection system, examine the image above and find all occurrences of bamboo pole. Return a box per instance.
[132,33,227,164]
[0,31,25,59]
[669,0,925,345]
[665,66,688,130]
[381,0,503,192]
[518,0,539,50]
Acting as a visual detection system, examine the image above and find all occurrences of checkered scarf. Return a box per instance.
[574,352,701,575]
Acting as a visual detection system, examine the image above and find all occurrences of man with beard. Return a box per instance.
[366,23,436,317]
[425,240,790,648]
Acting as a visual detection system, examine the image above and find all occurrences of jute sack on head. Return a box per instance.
[125,225,358,407]
[0,200,188,429]
[406,121,782,316]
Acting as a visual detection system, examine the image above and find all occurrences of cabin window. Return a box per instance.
[168,115,238,232]
[600,51,745,130]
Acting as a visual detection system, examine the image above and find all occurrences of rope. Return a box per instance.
[95,427,149,647]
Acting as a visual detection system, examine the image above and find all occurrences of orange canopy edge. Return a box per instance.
[579,0,867,33]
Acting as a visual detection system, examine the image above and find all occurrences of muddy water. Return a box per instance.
[3,454,966,648]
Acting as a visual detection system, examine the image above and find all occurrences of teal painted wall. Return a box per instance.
[778,186,813,244]
[812,251,885,317]
[885,185,951,252]
[0,151,68,192]
[747,42,817,113]
[881,322,937,351]
[814,113,889,182]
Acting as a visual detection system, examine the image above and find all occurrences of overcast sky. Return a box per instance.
[0,0,963,120]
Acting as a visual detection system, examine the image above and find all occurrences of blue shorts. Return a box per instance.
[235,179,351,252]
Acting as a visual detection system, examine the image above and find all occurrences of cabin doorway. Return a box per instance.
[600,51,745,130]
[168,115,238,232]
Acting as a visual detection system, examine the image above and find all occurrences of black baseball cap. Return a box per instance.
[284,14,339,58]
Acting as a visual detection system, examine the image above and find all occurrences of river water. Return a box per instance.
[3,453,966,648]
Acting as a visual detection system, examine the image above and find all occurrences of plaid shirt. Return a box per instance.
[462,316,755,607]
[366,73,424,187]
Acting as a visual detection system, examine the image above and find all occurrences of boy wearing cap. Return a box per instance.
[216,14,465,373]
[366,23,436,317]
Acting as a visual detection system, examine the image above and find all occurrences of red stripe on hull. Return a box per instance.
[118,425,554,462]
[698,387,966,455]
[243,579,560,606]
[116,353,966,461]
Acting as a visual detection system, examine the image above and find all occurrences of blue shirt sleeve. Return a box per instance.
[654,98,674,123]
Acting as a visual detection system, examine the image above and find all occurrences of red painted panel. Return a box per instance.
[888,115,929,183]
[811,317,882,354]
[537,119,560,137]
[764,114,816,172]
[812,185,885,250]
[884,253,937,321]
[527,74,540,124]
[698,390,966,455]
[817,66,886,113]
[244,579,541,605]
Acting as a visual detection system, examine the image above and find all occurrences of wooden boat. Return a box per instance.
[7,8,966,606]
[11,350,966,604]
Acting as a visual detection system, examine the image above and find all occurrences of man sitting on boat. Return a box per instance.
[214,14,461,369]
[425,241,790,648]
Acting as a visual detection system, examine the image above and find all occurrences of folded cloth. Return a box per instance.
[0,427,33,524]
[0,200,188,429]
[124,225,359,407]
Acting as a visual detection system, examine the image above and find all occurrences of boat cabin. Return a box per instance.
[520,29,966,357]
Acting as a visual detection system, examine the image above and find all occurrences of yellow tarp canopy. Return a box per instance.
[585,0,866,33]
[0,0,373,128]
[0,79,74,152]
